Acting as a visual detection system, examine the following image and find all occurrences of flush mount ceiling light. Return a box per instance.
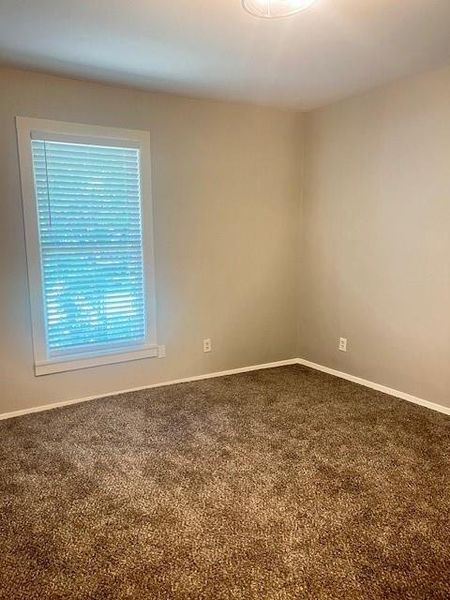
[242,0,318,19]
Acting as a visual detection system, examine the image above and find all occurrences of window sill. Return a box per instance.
[34,345,159,376]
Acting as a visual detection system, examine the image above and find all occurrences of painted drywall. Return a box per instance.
[2,1,450,109]
[2,63,449,416]
[300,65,450,409]
[0,67,303,414]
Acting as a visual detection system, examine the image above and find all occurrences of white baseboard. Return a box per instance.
[0,359,299,421]
[297,358,450,416]
[1,357,448,421]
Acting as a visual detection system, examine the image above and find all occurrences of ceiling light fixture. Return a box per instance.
[242,0,318,19]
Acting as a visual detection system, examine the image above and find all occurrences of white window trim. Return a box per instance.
[16,117,158,376]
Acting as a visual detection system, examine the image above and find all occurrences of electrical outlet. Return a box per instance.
[158,345,166,359]
[203,338,212,353]
[339,337,347,352]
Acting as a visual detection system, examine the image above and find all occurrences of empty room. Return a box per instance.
[0,1,449,598]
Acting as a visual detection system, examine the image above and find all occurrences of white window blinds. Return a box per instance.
[31,139,147,356]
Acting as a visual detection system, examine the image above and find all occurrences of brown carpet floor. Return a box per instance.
[0,365,449,599]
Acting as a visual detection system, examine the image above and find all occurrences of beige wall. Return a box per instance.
[300,65,450,409]
[0,67,303,414]
[2,64,449,416]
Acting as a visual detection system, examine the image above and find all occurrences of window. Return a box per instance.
[16,118,158,375]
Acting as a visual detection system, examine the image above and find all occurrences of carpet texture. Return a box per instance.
[0,365,449,599]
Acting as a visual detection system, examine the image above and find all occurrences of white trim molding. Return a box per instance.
[1,357,448,421]
[16,117,158,376]
[0,359,299,421]
[297,358,450,416]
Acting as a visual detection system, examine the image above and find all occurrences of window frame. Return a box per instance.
[16,117,158,376]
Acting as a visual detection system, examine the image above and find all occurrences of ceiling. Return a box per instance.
[0,0,449,109]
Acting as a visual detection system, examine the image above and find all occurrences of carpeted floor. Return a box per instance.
[0,365,449,599]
